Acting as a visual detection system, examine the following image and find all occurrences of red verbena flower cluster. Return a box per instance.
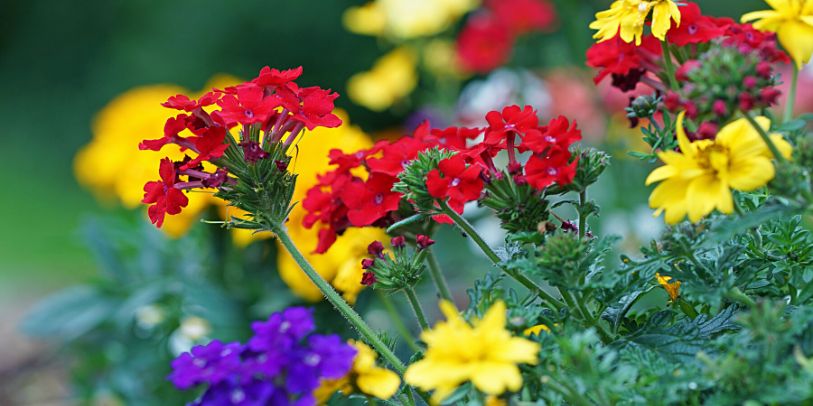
[456,0,557,73]
[139,66,341,227]
[585,2,789,94]
[303,105,581,253]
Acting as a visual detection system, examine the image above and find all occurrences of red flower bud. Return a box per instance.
[361,271,376,286]
[739,92,755,111]
[712,100,728,117]
[675,60,701,82]
[697,122,719,139]
[756,62,772,79]
[663,92,682,111]
[743,76,758,89]
[391,236,406,248]
[759,87,781,106]
[367,241,385,258]
[416,234,436,250]
[361,258,375,269]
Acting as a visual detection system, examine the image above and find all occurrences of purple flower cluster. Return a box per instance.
[168,307,356,406]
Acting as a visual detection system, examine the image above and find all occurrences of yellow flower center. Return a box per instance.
[695,142,731,180]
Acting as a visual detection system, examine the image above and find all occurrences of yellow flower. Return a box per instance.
[523,324,551,336]
[74,79,240,237]
[590,0,681,45]
[344,0,477,39]
[422,39,467,79]
[656,273,681,301]
[315,340,401,403]
[645,112,792,224]
[347,47,418,111]
[741,0,813,68]
[404,300,540,404]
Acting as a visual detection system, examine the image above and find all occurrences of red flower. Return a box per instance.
[423,126,482,151]
[520,116,582,154]
[139,114,192,151]
[253,66,303,87]
[484,105,540,147]
[361,271,377,286]
[217,84,279,126]
[722,23,791,64]
[291,87,342,130]
[341,174,401,227]
[487,0,556,35]
[416,234,436,250]
[457,15,513,74]
[586,34,662,86]
[666,3,727,46]
[162,92,220,112]
[426,154,484,214]
[142,158,189,227]
[524,150,577,191]
[177,127,229,170]
[366,137,430,177]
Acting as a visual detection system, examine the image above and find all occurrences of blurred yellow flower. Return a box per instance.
[741,0,813,68]
[590,0,681,45]
[347,47,418,111]
[277,113,386,303]
[656,273,680,301]
[344,0,478,39]
[404,300,540,404]
[423,39,466,79]
[645,112,792,224]
[314,340,401,403]
[74,79,240,237]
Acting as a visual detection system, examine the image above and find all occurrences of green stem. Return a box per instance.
[742,112,787,164]
[726,287,756,308]
[376,291,421,352]
[785,65,799,123]
[405,287,430,331]
[426,248,454,303]
[271,224,406,373]
[560,288,612,343]
[578,189,587,239]
[440,202,564,311]
[660,39,680,91]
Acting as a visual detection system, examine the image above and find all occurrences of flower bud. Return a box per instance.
[663,91,682,111]
[712,100,728,117]
[416,234,435,250]
[361,258,375,269]
[361,271,377,286]
[697,122,719,140]
[391,236,406,248]
[739,92,755,111]
[743,76,758,89]
[756,61,772,79]
[367,241,386,258]
[759,87,781,106]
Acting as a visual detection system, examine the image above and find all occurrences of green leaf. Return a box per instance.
[22,285,116,341]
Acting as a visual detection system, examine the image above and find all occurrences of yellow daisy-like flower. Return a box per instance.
[404,300,540,404]
[655,273,681,301]
[523,324,551,336]
[741,0,813,68]
[590,0,681,45]
[314,340,401,403]
[646,112,792,224]
[347,47,418,112]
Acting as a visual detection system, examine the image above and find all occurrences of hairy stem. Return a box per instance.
[271,223,406,373]
[376,291,421,352]
[578,189,588,239]
[405,287,430,331]
[660,39,680,91]
[426,248,454,303]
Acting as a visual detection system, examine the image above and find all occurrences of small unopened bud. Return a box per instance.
[739,92,755,111]
[759,87,781,105]
[391,236,406,248]
[697,122,719,140]
[361,271,377,286]
[361,258,375,269]
[712,100,728,117]
[743,76,758,89]
[416,234,436,250]
[756,62,772,79]
[663,91,682,111]
[367,241,385,258]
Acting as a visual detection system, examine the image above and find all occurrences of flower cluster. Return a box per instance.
[139,66,341,228]
[456,0,557,73]
[303,105,581,252]
[404,300,540,403]
[587,2,790,95]
[360,235,435,291]
[168,307,356,406]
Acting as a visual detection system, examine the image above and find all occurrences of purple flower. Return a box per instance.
[169,307,356,406]
[169,340,244,390]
